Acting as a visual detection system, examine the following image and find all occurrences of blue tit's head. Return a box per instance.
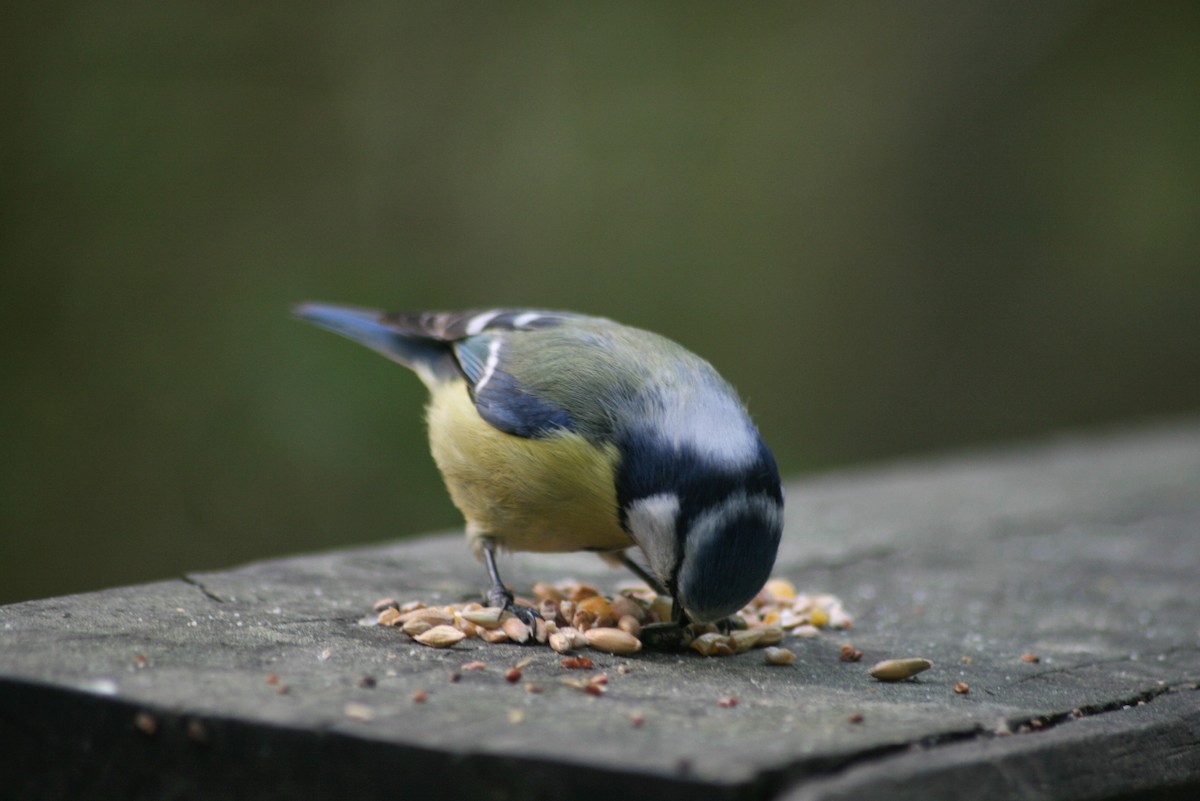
[673,489,783,623]
[618,422,784,625]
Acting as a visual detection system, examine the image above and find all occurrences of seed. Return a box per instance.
[507,708,525,724]
[460,608,505,628]
[376,607,402,627]
[690,632,734,657]
[648,596,673,623]
[568,582,601,601]
[572,610,598,632]
[414,625,467,648]
[755,625,785,646]
[412,690,428,703]
[505,666,522,683]
[561,656,594,670]
[617,615,642,638]
[186,719,208,744]
[848,713,864,724]
[954,681,970,694]
[630,710,645,728]
[763,578,797,600]
[730,628,765,653]
[531,581,564,603]
[560,626,589,649]
[584,627,643,655]
[610,595,644,622]
[869,657,933,681]
[549,632,573,653]
[478,627,510,644]
[344,702,374,721]
[398,607,455,626]
[461,661,487,671]
[399,599,425,613]
[502,616,531,644]
[524,683,542,694]
[372,598,398,613]
[791,624,821,639]
[533,617,549,644]
[539,599,562,623]
[134,712,157,735]
[577,596,614,624]
[402,618,433,637]
[839,643,864,662]
[265,673,279,685]
[1020,652,1040,664]
[808,608,830,628]
[717,696,739,708]
[454,617,478,638]
[763,647,797,665]
[357,675,377,688]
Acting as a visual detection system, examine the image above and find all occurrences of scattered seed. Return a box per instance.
[134,712,157,735]
[399,607,455,627]
[764,647,797,665]
[617,664,631,675]
[954,681,970,694]
[1020,652,1040,664]
[461,608,505,628]
[502,616,532,644]
[402,618,433,637]
[461,661,487,671]
[869,658,933,681]
[376,607,402,627]
[617,615,642,638]
[848,713,864,724]
[357,675,377,689]
[265,673,279,685]
[448,672,462,683]
[412,689,428,703]
[524,682,543,694]
[414,625,467,648]
[508,708,525,724]
[344,702,374,721]
[132,654,149,670]
[478,627,511,644]
[561,656,595,670]
[584,627,642,655]
[372,598,398,613]
[717,696,739,708]
[839,643,864,662]
[505,666,522,683]
[630,710,645,728]
[186,719,208,744]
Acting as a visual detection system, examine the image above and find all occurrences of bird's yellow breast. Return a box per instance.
[425,381,632,556]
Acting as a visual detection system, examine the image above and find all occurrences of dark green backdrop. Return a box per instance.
[3,2,1198,604]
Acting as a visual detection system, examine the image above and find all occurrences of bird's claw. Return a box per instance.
[485,586,542,630]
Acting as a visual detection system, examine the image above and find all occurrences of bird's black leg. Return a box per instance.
[612,550,669,596]
[480,540,540,629]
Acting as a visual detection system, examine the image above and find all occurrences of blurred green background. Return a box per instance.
[3,2,1198,605]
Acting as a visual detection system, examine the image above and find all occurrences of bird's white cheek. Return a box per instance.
[625,493,680,581]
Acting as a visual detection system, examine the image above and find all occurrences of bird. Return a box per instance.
[293,303,783,630]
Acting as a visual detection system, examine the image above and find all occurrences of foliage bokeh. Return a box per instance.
[3,2,1198,604]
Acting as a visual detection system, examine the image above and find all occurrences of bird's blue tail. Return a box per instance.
[292,302,457,385]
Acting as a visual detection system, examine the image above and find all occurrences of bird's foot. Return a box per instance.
[639,621,693,652]
[485,585,542,630]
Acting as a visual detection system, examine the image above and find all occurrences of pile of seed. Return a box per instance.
[374,577,852,661]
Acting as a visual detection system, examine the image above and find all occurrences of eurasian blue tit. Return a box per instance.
[293,304,783,628]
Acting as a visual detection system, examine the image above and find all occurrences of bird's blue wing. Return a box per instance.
[454,332,577,439]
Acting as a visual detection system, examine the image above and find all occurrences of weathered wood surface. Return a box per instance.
[2,421,1199,800]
